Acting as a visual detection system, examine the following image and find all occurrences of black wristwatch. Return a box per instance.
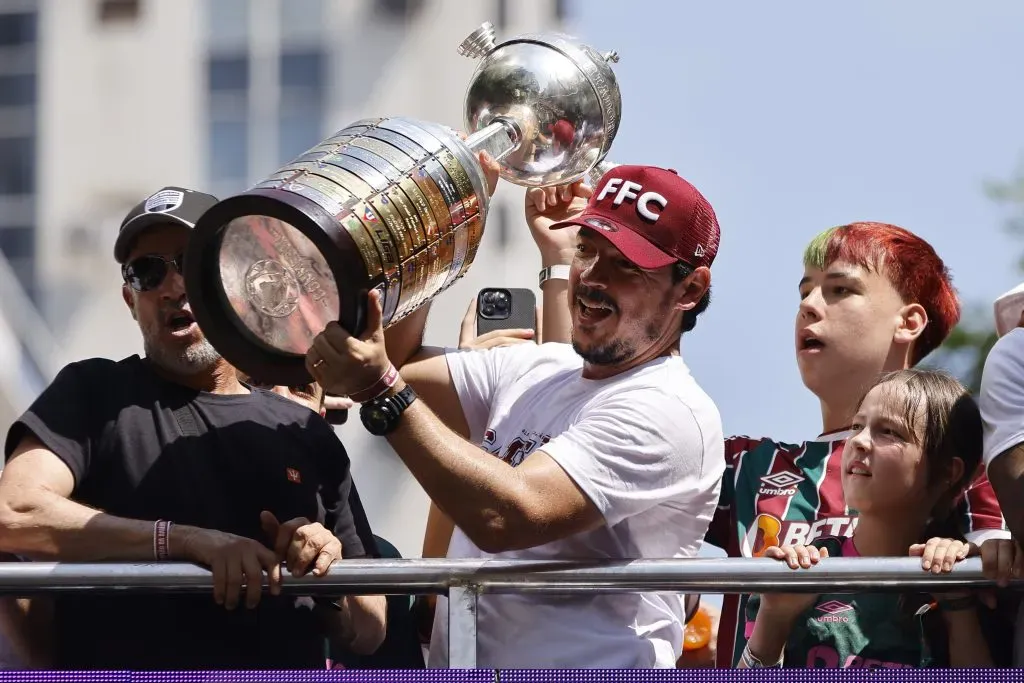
[360,384,417,436]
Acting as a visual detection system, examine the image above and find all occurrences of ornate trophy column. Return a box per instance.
[184,23,622,385]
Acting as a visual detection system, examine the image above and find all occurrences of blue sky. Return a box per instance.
[567,0,1024,441]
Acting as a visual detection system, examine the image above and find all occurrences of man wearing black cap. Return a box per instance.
[0,187,386,670]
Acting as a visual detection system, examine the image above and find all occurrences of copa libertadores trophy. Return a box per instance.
[184,22,622,385]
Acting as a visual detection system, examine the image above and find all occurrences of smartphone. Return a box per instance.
[476,287,537,337]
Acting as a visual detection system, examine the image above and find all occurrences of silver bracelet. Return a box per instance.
[538,264,571,288]
[740,643,783,668]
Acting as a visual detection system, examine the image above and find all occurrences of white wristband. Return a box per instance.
[539,264,571,288]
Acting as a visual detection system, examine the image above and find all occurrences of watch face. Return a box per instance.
[361,404,395,435]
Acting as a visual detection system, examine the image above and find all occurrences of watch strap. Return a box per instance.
[538,264,571,288]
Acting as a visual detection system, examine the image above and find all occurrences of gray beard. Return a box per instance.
[143,336,221,376]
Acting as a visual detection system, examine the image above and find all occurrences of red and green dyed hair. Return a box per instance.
[803,222,960,365]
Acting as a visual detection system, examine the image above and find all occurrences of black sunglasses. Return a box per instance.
[122,253,185,292]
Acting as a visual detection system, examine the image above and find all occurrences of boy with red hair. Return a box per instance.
[522,193,1011,667]
[704,222,1008,666]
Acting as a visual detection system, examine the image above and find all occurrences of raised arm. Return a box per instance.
[525,182,591,345]
[979,329,1024,541]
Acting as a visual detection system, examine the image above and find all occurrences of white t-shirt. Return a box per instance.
[428,342,724,669]
[980,327,1024,468]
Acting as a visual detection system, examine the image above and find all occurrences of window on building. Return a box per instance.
[0,74,35,108]
[277,49,324,165]
[280,50,324,91]
[207,55,249,91]
[97,0,141,23]
[0,137,35,194]
[0,12,36,47]
[208,117,248,183]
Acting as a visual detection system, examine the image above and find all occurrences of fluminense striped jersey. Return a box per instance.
[706,431,1007,668]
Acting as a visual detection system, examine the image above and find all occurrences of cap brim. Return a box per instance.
[550,215,677,270]
[114,213,195,263]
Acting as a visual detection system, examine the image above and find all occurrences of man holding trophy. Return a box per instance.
[305,160,727,668]
[178,23,726,667]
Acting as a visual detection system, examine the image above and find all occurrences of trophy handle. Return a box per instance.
[458,22,497,59]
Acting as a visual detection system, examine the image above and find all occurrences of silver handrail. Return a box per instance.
[0,557,1005,594]
[0,557,1012,668]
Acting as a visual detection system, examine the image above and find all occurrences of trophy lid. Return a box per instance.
[462,23,622,187]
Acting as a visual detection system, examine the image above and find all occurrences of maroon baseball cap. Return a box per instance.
[552,165,720,270]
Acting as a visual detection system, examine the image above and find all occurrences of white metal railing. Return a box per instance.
[0,557,1012,668]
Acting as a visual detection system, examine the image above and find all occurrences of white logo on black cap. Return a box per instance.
[144,189,184,214]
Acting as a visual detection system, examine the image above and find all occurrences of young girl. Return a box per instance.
[739,369,994,669]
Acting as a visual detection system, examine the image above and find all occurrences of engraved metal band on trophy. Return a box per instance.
[342,145,404,184]
[365,127,430,163]
[350,202,402,325]
[384,183,426,250]
[381,267,402,327]
[442,221,471,293]
[349,200,402,278]
[366,192,413,261]
[372,119,469,227]
[436,148,480,217]
[362,128,445,239]
[408,165,456,235]
[421,158,467,226]
[350,136,416,173]
[432,231,456,293]
[461,214,485,281]
[328,153,391,192]
[410,246,434,313]
[267,174,385,283]
[312,162,378,199]
[347,137,431,249]
[378,118,445,154]
[396,176,440,242]
[337,210,384,280]
[328,152,414,261]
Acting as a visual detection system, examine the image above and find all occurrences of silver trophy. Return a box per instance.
[184,23,622,385]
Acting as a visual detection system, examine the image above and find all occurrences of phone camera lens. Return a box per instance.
[482,304,495,316]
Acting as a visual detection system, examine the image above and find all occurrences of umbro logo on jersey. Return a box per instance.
[816,600,853,623]
[817,600,853,615]
[758,471,805,496]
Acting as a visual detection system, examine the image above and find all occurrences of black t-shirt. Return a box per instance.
[4,356,370,670]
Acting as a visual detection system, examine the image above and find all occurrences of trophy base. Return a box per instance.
[184,188,373,386]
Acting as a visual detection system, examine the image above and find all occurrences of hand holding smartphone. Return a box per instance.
[476,287,538,337]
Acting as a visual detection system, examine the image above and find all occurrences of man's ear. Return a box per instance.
[894,303,927,346]
[674,266,711,313]
[122,284,137,320]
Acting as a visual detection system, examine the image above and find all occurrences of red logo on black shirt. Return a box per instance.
[286,468,302,483]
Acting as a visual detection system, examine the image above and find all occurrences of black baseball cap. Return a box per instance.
[114,186,219,263]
